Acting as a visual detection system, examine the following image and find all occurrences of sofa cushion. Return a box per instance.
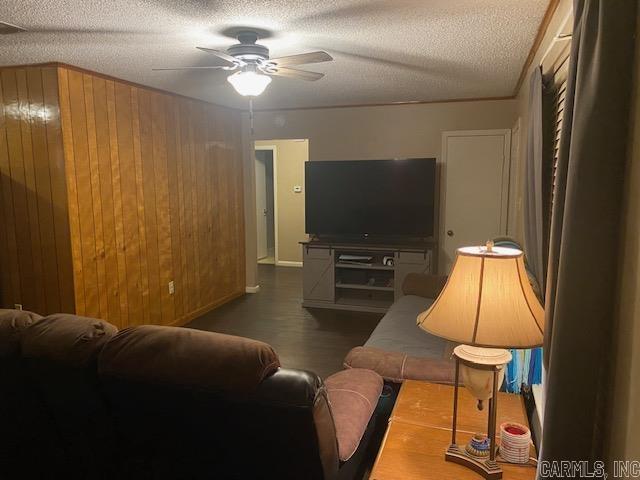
[98,329,335,479]
[365,294,449,359]
[21,313,117,366]
[19,314,119,478]
[99,325,280,394]
[325,368,382,462]
[0,309,43,477]
[0,309,42,358]
[344,346,455,384]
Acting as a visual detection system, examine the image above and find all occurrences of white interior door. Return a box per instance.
[255,155,268,260]
[440,130,511,274]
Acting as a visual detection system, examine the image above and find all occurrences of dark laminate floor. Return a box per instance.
[186,264,383,379]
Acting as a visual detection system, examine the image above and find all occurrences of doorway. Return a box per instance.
[254,139,308,268]
[255,148,276,264]
[439,129,512,274]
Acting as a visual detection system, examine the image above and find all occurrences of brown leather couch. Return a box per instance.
[0,309,383,480]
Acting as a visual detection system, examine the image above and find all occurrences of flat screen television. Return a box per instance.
[305,158,436,238]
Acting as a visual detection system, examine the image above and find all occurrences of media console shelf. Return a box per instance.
[301,240,434,313]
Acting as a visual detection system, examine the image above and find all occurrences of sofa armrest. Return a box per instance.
[324,369,382,462]
[401,273,448,298]
[343,346,455,384]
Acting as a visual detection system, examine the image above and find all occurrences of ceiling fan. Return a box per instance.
[153,30,333,97]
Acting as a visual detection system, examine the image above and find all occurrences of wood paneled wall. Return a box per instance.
[0,66,75,314]
[0,64,245,328]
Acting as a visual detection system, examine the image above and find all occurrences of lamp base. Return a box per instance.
[446,444,503,480]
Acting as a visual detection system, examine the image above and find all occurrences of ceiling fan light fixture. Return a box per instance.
[227,70,272,96]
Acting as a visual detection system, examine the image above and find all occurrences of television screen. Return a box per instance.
[305,158,436,237]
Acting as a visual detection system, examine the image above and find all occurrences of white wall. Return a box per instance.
[251,100,517,161]
[243,99,517,286]
[255,139,309,265]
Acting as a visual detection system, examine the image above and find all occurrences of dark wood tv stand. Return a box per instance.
[300,239,435,313]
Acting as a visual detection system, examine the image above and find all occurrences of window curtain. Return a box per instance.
[524,66,546,288]
[540,0,637,475]
[508,65,546,394]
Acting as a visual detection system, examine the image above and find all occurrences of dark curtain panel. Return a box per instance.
[541,0,637,475]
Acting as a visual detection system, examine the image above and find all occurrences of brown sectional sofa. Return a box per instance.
[0,309,383,479]
[0,309,48,476]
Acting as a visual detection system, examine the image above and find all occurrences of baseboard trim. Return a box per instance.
[245,285,261,293]
[276,261,303,268]
[169,290,244,327]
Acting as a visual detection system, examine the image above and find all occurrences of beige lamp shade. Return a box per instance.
[417,245,544,349]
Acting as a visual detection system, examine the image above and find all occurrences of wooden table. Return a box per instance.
[370,381,536,480]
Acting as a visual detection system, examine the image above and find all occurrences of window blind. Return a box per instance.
[549,51,570,212]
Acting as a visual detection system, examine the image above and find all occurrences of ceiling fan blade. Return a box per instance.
[268,51,333,67]
[152,66,231,71]
[196,47,240,65]
[269,67,325,81]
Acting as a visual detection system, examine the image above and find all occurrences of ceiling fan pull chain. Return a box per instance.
[249,98,254,135]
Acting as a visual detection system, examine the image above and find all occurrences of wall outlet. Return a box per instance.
[14,303,22,310]
[168,281,175,295]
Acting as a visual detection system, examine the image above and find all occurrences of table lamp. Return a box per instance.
[417,241,544,480]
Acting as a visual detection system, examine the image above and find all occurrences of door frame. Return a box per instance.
[255,145,279,264]
[439,129,512,273]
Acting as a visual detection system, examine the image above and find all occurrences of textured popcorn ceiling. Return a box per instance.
[0,0,548,110]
